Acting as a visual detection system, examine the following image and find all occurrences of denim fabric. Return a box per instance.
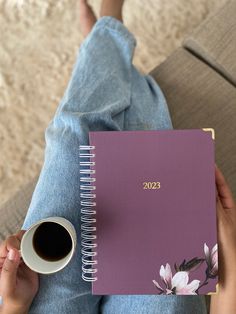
[22,16,207,314]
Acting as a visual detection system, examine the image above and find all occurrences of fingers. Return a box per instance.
[0,257,5,269]
[0,236,19,260]
[1,249,21,295]
[0,231,26,267]
[15,230,26,241]
[215,165,235,210]
[0,237,19,268]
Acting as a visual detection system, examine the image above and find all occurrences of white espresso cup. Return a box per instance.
[20,217,77,274]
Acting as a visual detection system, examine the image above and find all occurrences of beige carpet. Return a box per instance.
[0,0,227,205]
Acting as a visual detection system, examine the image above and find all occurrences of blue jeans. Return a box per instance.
[22,17,207,314]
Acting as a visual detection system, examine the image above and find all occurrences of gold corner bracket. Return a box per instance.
[202,128,215,140]
[207,283,219,295]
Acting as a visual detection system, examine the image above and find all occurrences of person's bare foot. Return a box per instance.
[79,0,97,37]
[100,0,125,22]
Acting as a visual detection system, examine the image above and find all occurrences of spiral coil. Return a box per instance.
[79,145,97,282]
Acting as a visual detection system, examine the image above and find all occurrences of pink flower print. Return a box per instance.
[204,243,218,278]
[153,263,200,295]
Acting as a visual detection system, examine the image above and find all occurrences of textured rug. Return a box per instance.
[0,0,227,205]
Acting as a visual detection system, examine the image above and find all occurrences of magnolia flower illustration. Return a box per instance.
[204,243,218,278]
[152,263,200,295]
[153,243,218,294]
[194,243,219,292]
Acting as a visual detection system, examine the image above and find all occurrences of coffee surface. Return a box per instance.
[33,222,72,261]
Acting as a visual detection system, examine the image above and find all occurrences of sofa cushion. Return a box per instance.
[150,48,236,199]
[0,177,38,241]
[183,0,236,86]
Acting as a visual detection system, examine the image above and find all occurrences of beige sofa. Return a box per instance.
[1,0,236,250]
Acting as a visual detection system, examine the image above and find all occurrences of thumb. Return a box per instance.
[1,249,20,295]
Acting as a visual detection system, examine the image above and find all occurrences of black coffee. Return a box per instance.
[33,222,72,261]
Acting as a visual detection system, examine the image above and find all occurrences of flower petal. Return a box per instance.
[212,253,218,268]
[175,280,200,295]
[204,243,210,264]
[176,289,197,295]
[211,244,218,266]
[160,265,165,278]
[160,263,172,288]
[186,279,200,292]
[211,244,218,256]
[210,263,218,277]
[152,280,163,291]
[171,271,189,290]
[164,263,172,284]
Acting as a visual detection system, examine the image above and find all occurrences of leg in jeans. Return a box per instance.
[22,14,144,314]
[22,1,208,313]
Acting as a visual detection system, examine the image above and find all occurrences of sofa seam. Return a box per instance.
[183,44,236,89]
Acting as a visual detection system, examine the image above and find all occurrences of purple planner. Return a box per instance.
[79,129,218,295]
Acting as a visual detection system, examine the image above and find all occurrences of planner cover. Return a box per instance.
[79,129,218,295]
